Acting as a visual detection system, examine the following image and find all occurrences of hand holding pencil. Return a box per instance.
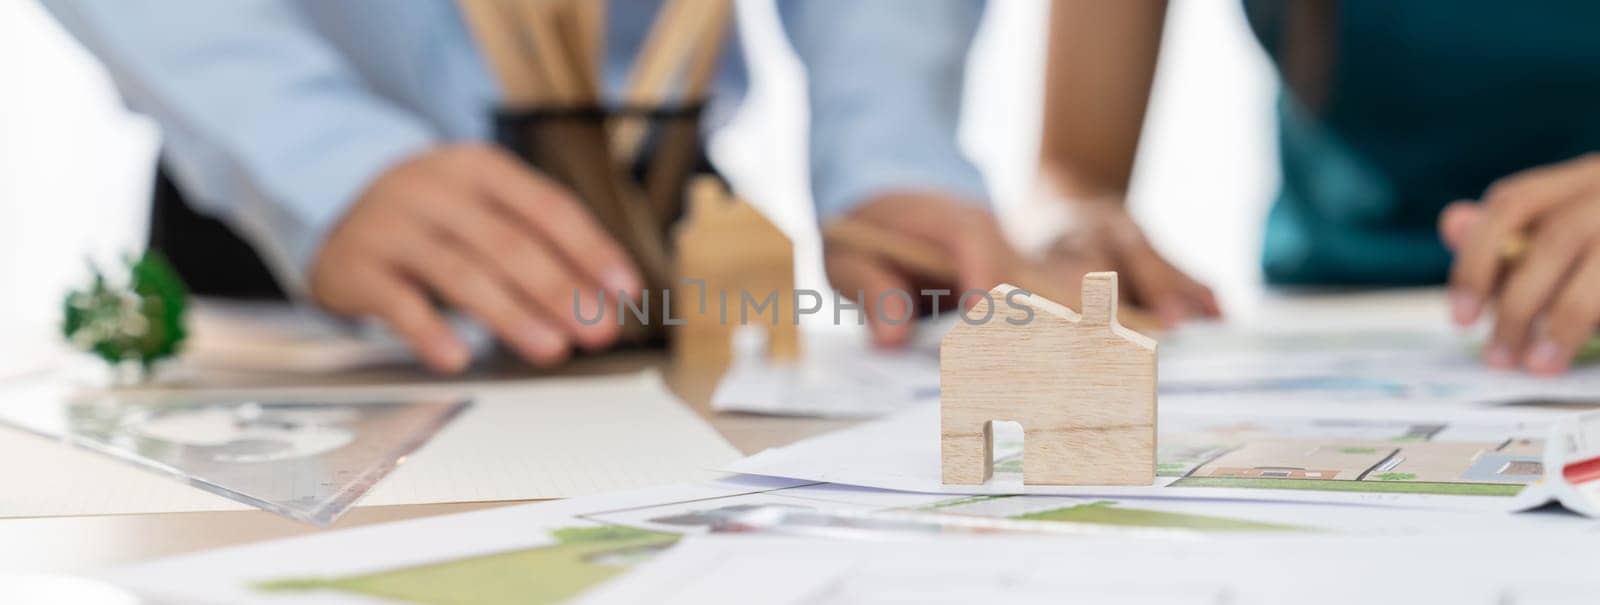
[1441,153,1600,375]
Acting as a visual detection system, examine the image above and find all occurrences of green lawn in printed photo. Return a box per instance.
[1011,500,1300,531]
[1156,462,1191,477]
[256,526,678,605]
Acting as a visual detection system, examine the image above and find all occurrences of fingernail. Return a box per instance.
[1450,291,1481,326]
[1485,343,1515,369]
[603,267,641,297]
[434,338,472,372]
[515,323,566,358]
[870,323,911,350]
[1525,339,1568,375]
[573,294,620,350]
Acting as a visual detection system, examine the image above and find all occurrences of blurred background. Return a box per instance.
[0,0,1277,366]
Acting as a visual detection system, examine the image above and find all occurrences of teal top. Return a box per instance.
[1244,1,1600,285]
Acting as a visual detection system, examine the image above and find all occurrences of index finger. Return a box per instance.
[475,148,642,296]
[948,226,1015,302]
[1451,158,1600,321]
[825,248,917,348]
[851,197,1013,301]
[1438,201,1480,252]
[356,267,472,374]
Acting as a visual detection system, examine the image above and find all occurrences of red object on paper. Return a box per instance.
[1563,456,1600,485]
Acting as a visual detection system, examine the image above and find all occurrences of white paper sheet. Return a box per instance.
[724,400,1568,512]
[713,311,1600,420]
[1159,323,1600,407]
[0,370,741,518]
[105,475,1593,604]
[578,533,1600,605]
[588,480,1588,537]
[711,329,940,418]
[1542,410,1600,517]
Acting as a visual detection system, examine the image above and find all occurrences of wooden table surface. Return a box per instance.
[0,350,854,574]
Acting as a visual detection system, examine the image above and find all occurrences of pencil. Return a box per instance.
[643,0,734,222]
[508,0,582,106]
[457,0,542,105]
[611,0,701,163]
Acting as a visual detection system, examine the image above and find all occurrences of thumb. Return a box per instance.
[1439,201,1483,252]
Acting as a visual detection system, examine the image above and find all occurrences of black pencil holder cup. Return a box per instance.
[492,103,715,245]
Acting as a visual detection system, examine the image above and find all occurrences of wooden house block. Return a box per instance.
[940,272,1156,486]
[670,177,801,371]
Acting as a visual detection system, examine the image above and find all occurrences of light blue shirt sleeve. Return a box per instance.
[777,0,991,220]
[41,0,439,295]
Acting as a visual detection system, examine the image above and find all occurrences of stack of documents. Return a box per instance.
[104,475,1595,604]
[582,532,1600,604]
[90,295,1600,603]
[724,399,1600,513]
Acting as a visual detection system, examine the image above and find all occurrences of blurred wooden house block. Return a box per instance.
[670,177,801,371]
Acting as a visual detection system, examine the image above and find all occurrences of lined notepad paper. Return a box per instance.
[0,370,740,518]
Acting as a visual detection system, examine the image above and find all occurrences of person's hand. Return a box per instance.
[824,193,1218,348]
[1442,153,1600,376]
[1046,198,1221,328]
[823,193,1019,348]
[309,144,641,373]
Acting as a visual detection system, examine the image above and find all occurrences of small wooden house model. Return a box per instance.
[940,272,1156,486]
